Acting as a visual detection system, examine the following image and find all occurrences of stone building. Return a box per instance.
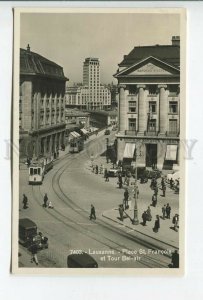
[114,36,180,170]
[19,45,68,158]
[65,57,111,110]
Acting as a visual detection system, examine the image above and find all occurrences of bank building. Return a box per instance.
[19,45,68,158]
[114,36,180,170]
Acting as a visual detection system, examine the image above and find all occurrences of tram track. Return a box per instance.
[30,158,174,268]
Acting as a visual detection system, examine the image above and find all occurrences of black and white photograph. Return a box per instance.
[12,7,186,274]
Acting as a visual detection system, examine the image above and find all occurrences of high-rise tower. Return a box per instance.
[83,58,101,110]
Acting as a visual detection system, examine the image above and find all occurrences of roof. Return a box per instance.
[19,218,37,229]
[65,109,90,117]
[119,45,180,69]
[89,110,118,116]
[20,47,68,81]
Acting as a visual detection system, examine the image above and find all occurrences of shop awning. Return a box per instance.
[123,143,136,159]
[70,131,81,138]
[81,128,89,135]
[165,145,178,161]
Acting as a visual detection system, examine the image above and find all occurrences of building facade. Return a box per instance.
[20,45,68,158]
[89,110,118,128]
[65,57,111,110]
[114,36,180,170]
[65,109,90,130]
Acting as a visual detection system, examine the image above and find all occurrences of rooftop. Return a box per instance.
[119,44,180,69]
[20,45,68,81]
[65,109,90,117]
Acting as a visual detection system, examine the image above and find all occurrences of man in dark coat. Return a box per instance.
[166,203,171,219]
[119,204,124,221]
[142,211,147,226]
[90,204,96,220]
[171,250,179,268]
[22,194,28,209]
[123,189,129,210]
[153,215,160,233]
[43,193,48,208]
[152,193,157,207]
[162,184,166,197]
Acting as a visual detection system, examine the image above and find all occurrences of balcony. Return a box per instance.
[144,131,159,136]
[166,131,179,137]
[125,130,138,136]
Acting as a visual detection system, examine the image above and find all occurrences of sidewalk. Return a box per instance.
[85,150,179,250]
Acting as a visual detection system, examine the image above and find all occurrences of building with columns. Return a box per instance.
[19,45,68,158]
[114,36,180,170]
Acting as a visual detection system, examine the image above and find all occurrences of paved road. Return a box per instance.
[19,132,173,268]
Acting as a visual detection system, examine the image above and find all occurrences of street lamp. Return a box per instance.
[106,138,109,163]
[131,148,142,225]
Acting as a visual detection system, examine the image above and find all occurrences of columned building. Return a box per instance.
[20,45,68,158]
[114,36,180,170]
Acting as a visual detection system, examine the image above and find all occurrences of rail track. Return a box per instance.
[29,142,177,268]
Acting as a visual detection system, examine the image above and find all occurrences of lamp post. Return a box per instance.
[131,148,142,225]
[106,137,109,163]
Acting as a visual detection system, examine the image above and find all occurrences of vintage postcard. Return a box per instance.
[12,7,186,275]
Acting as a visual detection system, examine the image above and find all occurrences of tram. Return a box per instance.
[28,157,53,184]
[69,137,84,153]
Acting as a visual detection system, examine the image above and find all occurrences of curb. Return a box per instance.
[102,210,179,250]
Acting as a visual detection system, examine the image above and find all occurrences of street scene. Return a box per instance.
[15,10,182,270]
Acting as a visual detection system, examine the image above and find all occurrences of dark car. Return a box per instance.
[104,129,110,135]
[67,252,98,268]
[19,218,48,249]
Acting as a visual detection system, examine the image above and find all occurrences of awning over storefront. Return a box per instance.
[81,128,89,135]
[70,131,81,138]
[123,143,136,159]
[165,145,178,161]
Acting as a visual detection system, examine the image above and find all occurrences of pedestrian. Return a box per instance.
[123,188,129,210]
[118,204,124,221]
[162,205,166,219]
[154,185,158,196]
[170,178,174,189]
[29,242,39,265]
[161,177,165,189]
[142,211,147,226]
[162,184,166,197]
[48,200,54,209]
[172,214,179,232]
[26,157,30,167]
[171,250,179,268]
[153,215,160,233]
[152,193,157,207]
[104,168,109,182]
[166,203,171,219]
[118,174,123,189]
[146,206,152,221]
[89,204,96,220]
[99,164,103,175]
[22,194,28,209]
[43,193,48,208]
[95,165,98,175]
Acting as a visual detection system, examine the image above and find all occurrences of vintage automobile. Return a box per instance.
[67,252,98,268]
[19,218,48,250]
[104,129,110,135]
[108,168,119,177]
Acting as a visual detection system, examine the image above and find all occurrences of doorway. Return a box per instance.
[146,144,157,168]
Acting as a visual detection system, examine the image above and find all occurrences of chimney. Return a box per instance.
[171,36,180,46]
[27,44,30,52]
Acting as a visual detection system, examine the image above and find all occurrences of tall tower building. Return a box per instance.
[83,58,101,110]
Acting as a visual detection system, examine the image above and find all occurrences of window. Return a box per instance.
[128,101,137,113]
[169,119,178,133]
[169,101,178,114]
[128,118,136,131]
[149,102,157,114]
[148,119,156,131]
[129,86,137,95]
[148,85,157,95]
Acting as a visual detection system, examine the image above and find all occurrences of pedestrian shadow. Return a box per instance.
[160,216,165,220]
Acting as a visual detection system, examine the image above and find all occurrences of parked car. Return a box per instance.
[108,168,119,177]
[19,218,48,250]
[67,252,98,268]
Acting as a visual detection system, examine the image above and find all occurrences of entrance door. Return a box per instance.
[146,144,157,168]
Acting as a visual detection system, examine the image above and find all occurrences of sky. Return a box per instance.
[20,12,180,85]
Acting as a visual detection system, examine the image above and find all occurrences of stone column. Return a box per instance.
[137,85,146,133]
[158,85,167,134]
[118,85,126,133]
